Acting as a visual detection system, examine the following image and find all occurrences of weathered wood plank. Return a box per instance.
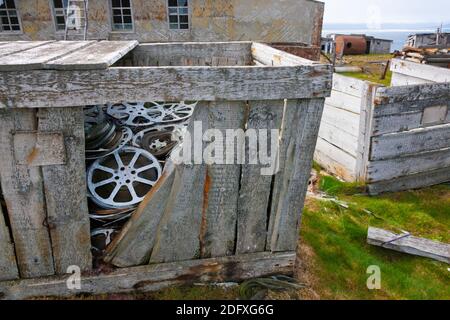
[13,132,66,166]
[390,58,450,83]
[0,252,295,300]
[149,103,209,263]
[325,90,363,114]
[374,82,450,105]
[251,42,315,66]
[104,162,176,267]
[202,101,246,258]
[0,64,333,108]
[367,147,450,182]
[236,100,284,254]
[390,72,433,86]
[132,42,253,66]
[367,166,450,194]
[321,104,361,136]
[370,123,450,160]
[372,97,449,118]
[367,227,449,264]
[268,99,325,252]
[37,108,92,274]
[0,41,96,71]
[0,41,54,58]
[314,137,357,182]
[331,73,368,98]
[45,41,138,70]
[318,121,359,157]
[0,202,19,281]
[0,109,54,278]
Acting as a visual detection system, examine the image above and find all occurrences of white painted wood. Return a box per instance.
[325,90,363,114]
[314,137,357,181]
[0,252,296,300]
[318,121,358,157]
[321,104,360,136]
[45,41,138,70]
[368,147,450,182]
[251,42,315,66]
[391,72,433,86]
[390,58,450,83]
[331,73,367,98]
[370,123,450,160]
[367,227,449,264]
[0,64,332,109]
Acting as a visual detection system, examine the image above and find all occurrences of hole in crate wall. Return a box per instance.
[83,101,196,265]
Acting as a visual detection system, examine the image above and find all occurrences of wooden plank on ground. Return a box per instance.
[0,64,333,108]
[0,41,54,58]
[236,100,284,254]
[268,99,325,252]
[0,202,19,281]
[367,166,450,194]
[149,103,209,263]
[370,123,450,160]
[0,109,54,278]
[367,147,450,182]
[104,162,176,267]
[201,101,246,258]
[0,252,295,300]
[0,41,96,71]
[45,41,138,70]
[37,107,92,274]
[367,227,450,264]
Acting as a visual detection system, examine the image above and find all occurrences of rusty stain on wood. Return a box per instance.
[199,168,211,257]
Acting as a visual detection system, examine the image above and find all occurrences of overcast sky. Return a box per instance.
[321,0,450,24]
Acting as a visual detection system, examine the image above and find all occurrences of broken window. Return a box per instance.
[52,0,68,32]
[0,0,21,32]
[110,0,134,31]
[168,0,189,30]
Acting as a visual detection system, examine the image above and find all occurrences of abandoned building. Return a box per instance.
[327,34,393,55]
[0,0,324,47]
[406,32,450,48]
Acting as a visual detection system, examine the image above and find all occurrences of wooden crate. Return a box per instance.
[0,41,332,299]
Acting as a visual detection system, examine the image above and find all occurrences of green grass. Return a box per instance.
[340,70,392,87]
[301,175,450,300]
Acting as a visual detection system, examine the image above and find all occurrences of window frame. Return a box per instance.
[167,0,190,31]
[109,0,135,33]
[0,0,23,34]
[50,0,68,33]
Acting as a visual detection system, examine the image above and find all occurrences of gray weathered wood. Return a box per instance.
[0,109,54,278]
[37,107,92,274]
[0,41,96,71]
[0,41,54,58]
[370,123,450,160]
[367,166,450,194]
[368,148,450,182]
[0,252,295,300]
[251,42,315,66]
[0,202,19,281]
[104,162,176,267]
[367,227,450,264]
[149,103,210,263]
[13,132,66,166]
[132,42,253,66]
[201,101,246,258]
[268,99,325,252]
[374,82,450,105]
[45,41,138,70]
[0,64,332,109]
[236,100,284,254]
[373,97,449,118]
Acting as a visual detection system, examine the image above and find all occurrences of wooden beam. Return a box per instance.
[0,41,54,58]
[0,252,295,300]
[0,201,19,281]
[374,82,450,105]
[367,227,450,264]
[251,42,316,66]
[0,64,332,109]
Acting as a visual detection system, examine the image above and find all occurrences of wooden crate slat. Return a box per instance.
[104,162,176,267]
[37,108,92,274]
[268,99,325,252]
[251,42,315,66]
[45,41,139,70]
[149,103,210,263]
[0,64,333,108]
[201,101,246,258]
[236,100,284,254]
[0,41,96,71]
[0,41,54,58]
[0,200,19,281]
[0,252,295,300]
[0,109,54,278]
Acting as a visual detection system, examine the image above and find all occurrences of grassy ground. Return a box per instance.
[299,173,450,300]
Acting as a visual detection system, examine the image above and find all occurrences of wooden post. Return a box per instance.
[0,196,19,281]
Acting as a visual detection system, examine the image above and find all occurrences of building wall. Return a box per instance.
[0,0,324,45]
[407,33,450,48]
[369,39,391,54]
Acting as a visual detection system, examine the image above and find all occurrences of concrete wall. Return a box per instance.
[0,0,324,45]
[369,39,391,54]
